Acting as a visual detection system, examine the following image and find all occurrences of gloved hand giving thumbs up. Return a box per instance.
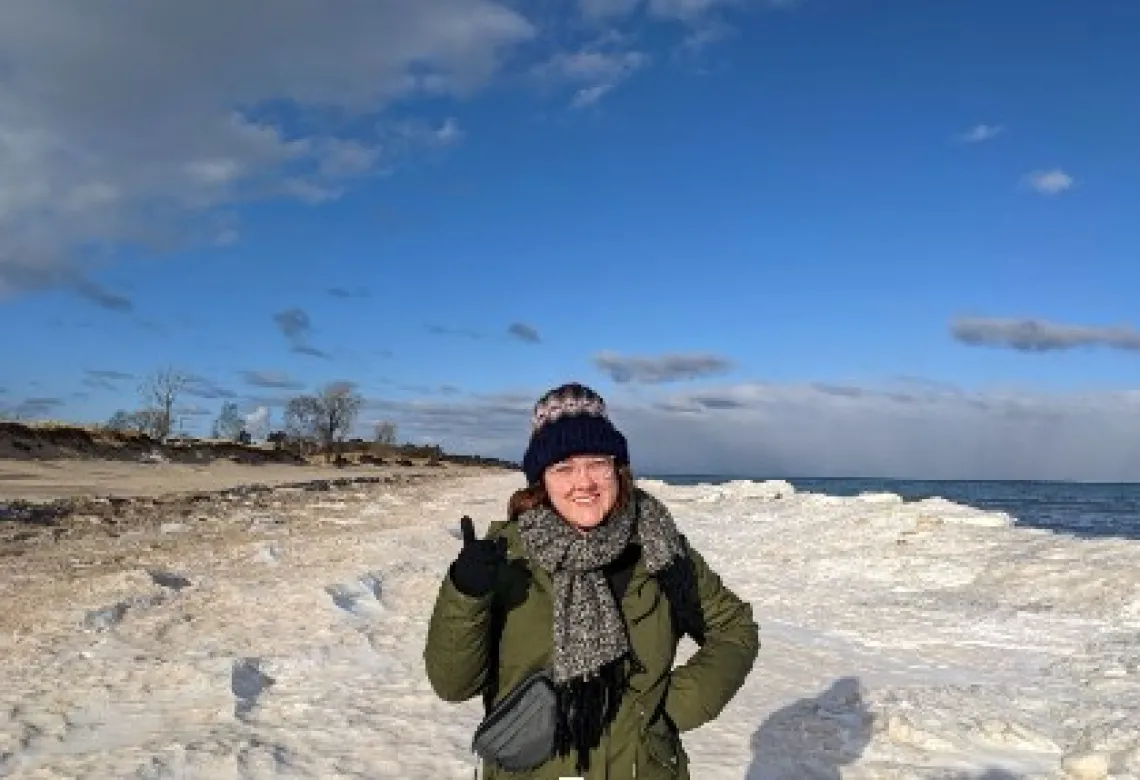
[449,515,508,598]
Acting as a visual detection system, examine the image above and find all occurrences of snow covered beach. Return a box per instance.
[2,471,1138,779]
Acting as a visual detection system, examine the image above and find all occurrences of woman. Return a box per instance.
[424,382,759,779]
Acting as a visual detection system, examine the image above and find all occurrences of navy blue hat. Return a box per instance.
[522,382,629,484]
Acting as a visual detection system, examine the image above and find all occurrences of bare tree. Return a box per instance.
[105,410,132,432]
[139,367,190,440]
[373,420,397,446]
[284,381,362,462]
[106,408,161,436]
[211,401,245,441]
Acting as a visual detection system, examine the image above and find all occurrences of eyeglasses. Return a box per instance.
[546,456,616,482]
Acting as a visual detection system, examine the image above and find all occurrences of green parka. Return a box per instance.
[423,515,760,779]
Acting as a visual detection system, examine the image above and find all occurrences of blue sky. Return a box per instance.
[2,0,1140,480]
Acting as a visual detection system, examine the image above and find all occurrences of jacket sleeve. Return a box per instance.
[423,571,495,702]
[663,540,760,732]
[424,519,517,703]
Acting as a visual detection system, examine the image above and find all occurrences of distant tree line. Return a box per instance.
[104,367,399,463]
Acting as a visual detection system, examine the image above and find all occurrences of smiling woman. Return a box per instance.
[541,454,622,531]
[423,382,760,779]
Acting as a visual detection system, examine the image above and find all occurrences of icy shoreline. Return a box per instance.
[1,473,1137,779]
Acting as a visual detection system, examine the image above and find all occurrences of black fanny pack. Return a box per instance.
[472,668,558,772]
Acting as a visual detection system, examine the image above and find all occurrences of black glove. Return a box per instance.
[449,515,507,597]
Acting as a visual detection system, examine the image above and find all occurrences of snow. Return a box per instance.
[2,472,1139,779]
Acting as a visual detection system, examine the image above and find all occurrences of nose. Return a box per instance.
[572,466,598,487]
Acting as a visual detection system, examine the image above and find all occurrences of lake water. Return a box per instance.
[652,475,1140,541]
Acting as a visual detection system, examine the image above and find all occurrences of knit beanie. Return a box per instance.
[522,382,629,485]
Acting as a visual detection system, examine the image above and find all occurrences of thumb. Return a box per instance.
[459,515,477,546]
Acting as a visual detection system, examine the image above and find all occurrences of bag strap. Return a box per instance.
[481,560,507,714]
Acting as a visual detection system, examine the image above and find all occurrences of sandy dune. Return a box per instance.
[0,459,466,502]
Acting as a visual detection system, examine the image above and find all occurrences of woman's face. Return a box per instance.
[543,454,619,532]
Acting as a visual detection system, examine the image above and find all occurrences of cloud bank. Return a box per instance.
[0,0,795,304]
[366,379,1140,482]
[0,0,534,302]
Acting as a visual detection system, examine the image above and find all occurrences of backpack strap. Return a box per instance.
[657,534,708,647]
[480,517,519,714]
[631,492,707,647]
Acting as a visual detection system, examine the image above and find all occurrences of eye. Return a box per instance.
[586,458,613,475]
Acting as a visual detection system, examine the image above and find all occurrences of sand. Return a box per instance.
[0,459,466,502]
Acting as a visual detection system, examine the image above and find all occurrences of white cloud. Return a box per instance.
[534,47,649,108]
[546,50,650,82]
[678,18,734,53]
[572,83,616,108]
[316,139,383,178]
[390,117,467,151]
[0,0,534,301]
[1024,169,1075,195]
[960,123,1003,143]
[432,118,465,146]
[244,406,271,439]
[370,380,1140,482]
